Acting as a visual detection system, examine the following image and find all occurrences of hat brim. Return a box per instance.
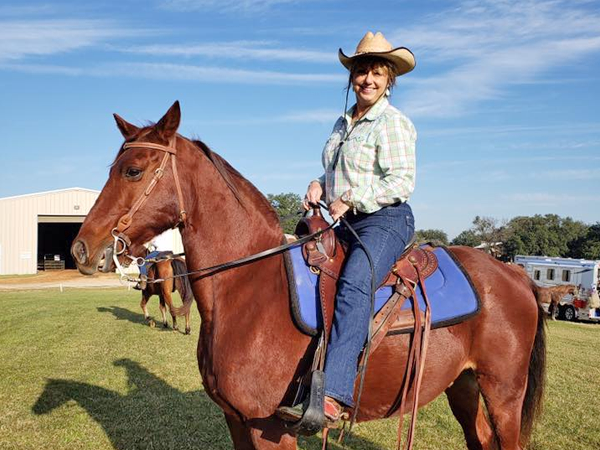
[338,47,416,76]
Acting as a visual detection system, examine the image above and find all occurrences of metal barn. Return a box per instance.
[0,187,184,275]
[0,188,100,275]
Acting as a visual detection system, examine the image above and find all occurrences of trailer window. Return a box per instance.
[546,268,555,280]
[561,270,571,282]
[534,270,541,281]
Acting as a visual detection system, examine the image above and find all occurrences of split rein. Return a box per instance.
[118,224,335,286]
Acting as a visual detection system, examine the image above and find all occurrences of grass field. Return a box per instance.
[1,288,599,449]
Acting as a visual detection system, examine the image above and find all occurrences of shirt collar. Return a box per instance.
[344,95,389,124]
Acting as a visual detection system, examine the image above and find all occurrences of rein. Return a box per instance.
[111,198,336,285]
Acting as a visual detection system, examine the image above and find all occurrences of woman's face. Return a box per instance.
[352,63,390,109]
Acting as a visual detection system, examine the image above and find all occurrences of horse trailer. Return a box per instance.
[514,255,600,322]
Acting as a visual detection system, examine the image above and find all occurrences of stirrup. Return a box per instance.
[278,370,326,436]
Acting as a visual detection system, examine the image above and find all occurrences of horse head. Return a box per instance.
[71,101,185,275]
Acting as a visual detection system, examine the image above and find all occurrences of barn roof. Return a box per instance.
[0,187,100,202]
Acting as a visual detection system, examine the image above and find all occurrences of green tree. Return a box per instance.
[503,214,588,259]
[267,192,303,234]
[570,223,600,260]
[415,229,449,245]
[451,229,480,247]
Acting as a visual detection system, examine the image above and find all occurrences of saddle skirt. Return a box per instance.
[286,245,481,336]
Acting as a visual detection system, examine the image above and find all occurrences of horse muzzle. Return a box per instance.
[71,239,114,275]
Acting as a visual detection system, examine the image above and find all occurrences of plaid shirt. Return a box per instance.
[316,96,416,213]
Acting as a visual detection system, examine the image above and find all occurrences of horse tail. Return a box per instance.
[170,258,194,316]
[520,281,547,446]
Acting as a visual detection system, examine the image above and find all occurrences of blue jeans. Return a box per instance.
[323,202,415,407]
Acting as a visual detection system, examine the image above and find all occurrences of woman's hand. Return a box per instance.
[303,181,323,210]
[329,197,350,221]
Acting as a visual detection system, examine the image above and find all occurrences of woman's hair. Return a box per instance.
[349,55,399,92]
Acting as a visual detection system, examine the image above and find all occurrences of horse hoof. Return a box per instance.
[149,320,156,328]
[163,323,169,329]
[185,329,191,335]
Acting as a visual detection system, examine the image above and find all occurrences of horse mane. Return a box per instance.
[191,139,244,205]
[191,139,280,224]
[108,125,280,226]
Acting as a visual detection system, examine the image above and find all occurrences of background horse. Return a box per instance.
[536,284,576,320]
[72,102,546,450]
[140,255,194,334]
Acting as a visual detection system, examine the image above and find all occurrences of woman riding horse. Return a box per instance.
[288,31,417,423]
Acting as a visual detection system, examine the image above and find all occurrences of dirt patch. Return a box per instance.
[0,270,124,290]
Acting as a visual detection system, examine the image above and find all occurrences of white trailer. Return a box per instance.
[514,255,600,322]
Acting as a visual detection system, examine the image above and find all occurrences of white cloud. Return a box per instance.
[502,192,600,206]
[394,0,600,118]
[532,169,598,181]
[161,0,298,12]
[0,61,342,85]
[95,62,343,85]
[0,19,149,63]
[118,41,333,63]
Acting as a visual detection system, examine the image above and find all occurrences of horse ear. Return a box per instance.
[155,101,181,141]
[113,114,140,139]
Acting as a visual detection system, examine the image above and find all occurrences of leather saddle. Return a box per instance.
[294,207,438,346]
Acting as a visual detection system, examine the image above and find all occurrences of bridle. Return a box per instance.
[107,137,335,285]
[110,137,187,280]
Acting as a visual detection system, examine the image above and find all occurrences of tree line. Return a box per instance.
[267,193,600,261]
[417,215,600,260]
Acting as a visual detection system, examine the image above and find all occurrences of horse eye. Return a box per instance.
[125,167,143,180]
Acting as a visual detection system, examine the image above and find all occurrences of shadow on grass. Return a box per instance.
[97,306,191,335]
[97,306,148,325]
[32,358,385,450]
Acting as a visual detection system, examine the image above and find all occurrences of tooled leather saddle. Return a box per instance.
[292,207,438,350]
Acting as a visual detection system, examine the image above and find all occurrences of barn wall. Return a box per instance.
[0,188,185,275]
[0,188,99,275]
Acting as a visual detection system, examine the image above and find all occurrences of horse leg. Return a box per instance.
[224,414,297,450]
[476,366,528,450]
[446,370,496,450]
[163,289,178,331]
[549,300,557,320]
[248,418,297,450]
[185,311,191,335]
[158,296,168,328]
[140,293,155,327]
[224,413,256,450]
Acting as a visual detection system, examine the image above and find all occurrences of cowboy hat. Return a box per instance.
[338,31,415,76]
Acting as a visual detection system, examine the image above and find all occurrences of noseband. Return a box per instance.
[111,137,187,279]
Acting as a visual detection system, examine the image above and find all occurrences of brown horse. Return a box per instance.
[140,255,194,334]
[536,284,576,320]
[72,102,546,450]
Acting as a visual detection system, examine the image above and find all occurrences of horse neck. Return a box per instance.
[177,139,287,321]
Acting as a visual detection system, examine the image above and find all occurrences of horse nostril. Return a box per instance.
[72,240,88,265]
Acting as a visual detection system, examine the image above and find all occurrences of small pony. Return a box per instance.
[139,253,194,334]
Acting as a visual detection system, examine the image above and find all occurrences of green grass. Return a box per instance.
[0,289,599,449]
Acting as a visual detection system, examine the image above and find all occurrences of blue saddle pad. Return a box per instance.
[287,245,480,336]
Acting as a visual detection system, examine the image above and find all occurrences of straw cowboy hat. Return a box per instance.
[338,31,415,76]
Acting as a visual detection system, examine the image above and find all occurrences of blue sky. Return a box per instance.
[1,0,599,238]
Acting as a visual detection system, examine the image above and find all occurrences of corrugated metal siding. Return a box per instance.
[0,188,99,275]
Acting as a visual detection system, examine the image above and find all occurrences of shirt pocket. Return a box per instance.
[341,135,376,172]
